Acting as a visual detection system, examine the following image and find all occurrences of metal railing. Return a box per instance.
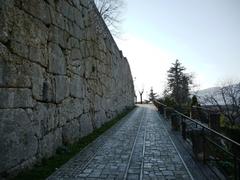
[153,100,240,180]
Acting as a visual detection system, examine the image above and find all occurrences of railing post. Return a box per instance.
[233,144,239,180]
[159,105,164,115]
[209,113,220,132]
[238,157,240,180]
[191,106,198,120]
[171,113,180,131]
[237,157,239,180]
[191,107,198,128]
[234,156,237,180]
[166,107,173,120]
[153,100,240,180]
[202,128,206,164]
[181,118,186,140]
[164,107,167,119]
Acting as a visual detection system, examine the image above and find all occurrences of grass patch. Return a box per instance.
[12,106,135,180]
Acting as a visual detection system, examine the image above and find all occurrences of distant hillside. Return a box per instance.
[193,86,221,105]
[193,83,240,105]
[194,86,220,97]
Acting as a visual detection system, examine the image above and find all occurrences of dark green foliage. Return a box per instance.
[12,107,135,180]
[159,96,176,108]
[191,95,199,107]
[164,59,193,106]
[148,87,158,101]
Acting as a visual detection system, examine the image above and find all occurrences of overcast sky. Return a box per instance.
[115,0,240,100]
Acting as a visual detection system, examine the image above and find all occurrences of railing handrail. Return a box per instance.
[153,100,167,107]
[153,100,240,149]
[191,105,219,113]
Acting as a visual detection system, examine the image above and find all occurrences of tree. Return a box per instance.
[191,95,200,107]
[159,95,176,107]
[164,59,193,106]
[94,0,125,36]
[203,82,240,126]
[149,87,158,101]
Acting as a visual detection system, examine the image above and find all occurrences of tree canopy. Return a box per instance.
[203,82,240,126]
[94,0,125,37]
[149,87,158,101]
[164,59,193,106]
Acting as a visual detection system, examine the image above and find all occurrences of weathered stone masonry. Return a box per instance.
[0,0,134,176]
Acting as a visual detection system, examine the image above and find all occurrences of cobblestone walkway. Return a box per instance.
[48,104,193,180]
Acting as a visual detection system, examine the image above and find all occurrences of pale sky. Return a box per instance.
[115,0,240,100]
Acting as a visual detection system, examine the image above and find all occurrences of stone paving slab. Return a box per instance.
[48,105,192,180]
[160,112,220,180]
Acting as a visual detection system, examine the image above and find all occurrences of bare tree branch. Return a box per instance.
[94,0,125,37]
[203,81,240,126]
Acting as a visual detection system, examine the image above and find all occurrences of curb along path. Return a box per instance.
[48,104,192,180]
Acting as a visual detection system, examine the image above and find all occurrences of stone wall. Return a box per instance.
[0,0,134,177]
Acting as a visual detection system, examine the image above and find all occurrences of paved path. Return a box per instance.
[48,104,193,180]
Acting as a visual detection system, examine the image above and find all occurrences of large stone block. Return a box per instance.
[80,0,89,8]
[62,119,80,144]
[68,60,85,77]
[79,114,93,137]
[0,58,31,88]
[85,57,96,79]
[79,41,90,58]
[18,0,51,25]
[29,46,48,67]
[70,76,85,98]
[31,63,44,101]
[55,0,69,17]
[74,8,84,29]
[72,23,84,39]
[0,88,33,108]
[57,98,83,126]
[54,75,69,103]
[10,40,29,59]
[50,9,65,30]
[94,109,107,128]
[70,48,82,62]
[0,0,13,43]
[0,109,38,172]
[0,42,10,61]
[9,7,48,47]
[48,43,66,75]
[72,0,81,9]
[33,103,57,136]
[67,48,84,73]
[39,128,62,158]
[0,61,3,85]
[67,37,79,49]
[48,25,68,48]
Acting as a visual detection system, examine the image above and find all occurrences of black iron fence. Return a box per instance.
[153,100,240,180]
